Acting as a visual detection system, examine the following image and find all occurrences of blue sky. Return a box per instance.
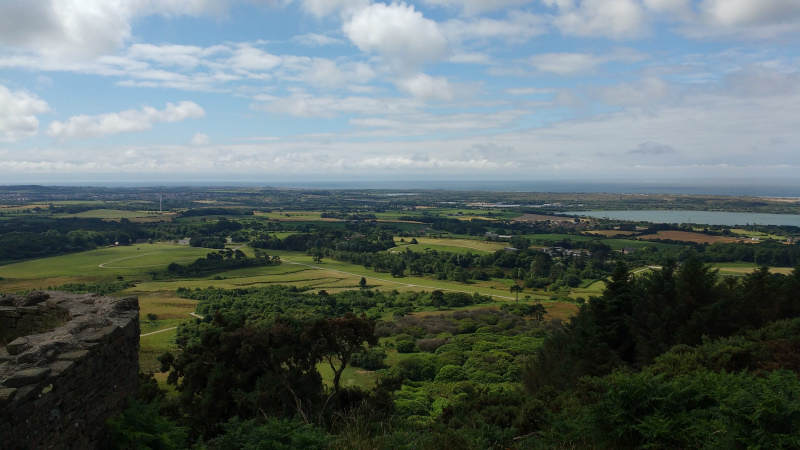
[0,0,798,184]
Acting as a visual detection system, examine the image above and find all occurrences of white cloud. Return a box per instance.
[643,0,693,19]
[343,2,449,69]
[642,0,800,39]
[591,76,672,106]
[299,0,370,18]
[191,132,211,146]
[394,73,454,101]
[422,0,533,15]
[0,0,233,59]
[449,52,491,64]
[505,87,555,95]
[227,45,283,72]
[443,11,548,43]
[687,0,800,39]
[47,101,205,140]
[280,57,376,89]
[530,52,602,75]
[0,0,132,59]
[292,33,345,46]
[126,44,226,68]
[255,92,420,118]
[627,141,676,155]
[700,0,800,27]
[529,48,648,75]
[0,85,51,142]
[723,64,800,97]
[543,0,648,39]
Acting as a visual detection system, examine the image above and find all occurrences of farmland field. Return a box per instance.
[0,243,211,281]
[713,263,795,275]
[638,230,742,244]
[514,213,581,223]
[584,230,639,237]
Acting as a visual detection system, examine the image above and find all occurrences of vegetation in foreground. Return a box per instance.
[2,185,800,448]
[108,257,800,449]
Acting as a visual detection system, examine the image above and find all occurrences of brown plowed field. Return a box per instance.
[637,230,743,244]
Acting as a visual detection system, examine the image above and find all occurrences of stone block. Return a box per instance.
[57,350,90,363]
[0,387,17,406]
[3,367,52,388]
[17,306,39,314]
[0,306,20,317]
[81,324,121,343]
[7,336,29,355]
[48,360,75,376]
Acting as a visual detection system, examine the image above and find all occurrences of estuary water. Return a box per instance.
[564,210,800,227]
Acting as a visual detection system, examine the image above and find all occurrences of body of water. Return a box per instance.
[565,210,800,227]
[6,178,800,197]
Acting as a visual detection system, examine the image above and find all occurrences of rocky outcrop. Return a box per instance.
[0,291,139,449]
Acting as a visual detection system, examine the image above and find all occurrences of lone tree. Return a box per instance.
[510,284,523,301]
[359,277,368,288]
[305,313,378,395]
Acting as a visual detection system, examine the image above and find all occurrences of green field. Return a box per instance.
[0,243,211,281]
[54,208,165,220]
[139,327,179,373]
[317,361,378,390]
[713,262,795,275]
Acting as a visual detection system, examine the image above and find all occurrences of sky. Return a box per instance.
[0,0,799,185]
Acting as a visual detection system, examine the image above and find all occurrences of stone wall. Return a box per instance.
[0,291,139,450]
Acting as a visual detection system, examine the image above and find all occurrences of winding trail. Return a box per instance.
[140,312,204,337]
[140,326,177,337]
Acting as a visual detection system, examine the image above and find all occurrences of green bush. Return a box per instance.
[200,417,328,450]
[107,399,187,450]
[435,365,467,382]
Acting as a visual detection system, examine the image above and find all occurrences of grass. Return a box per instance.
[137,294,199,320]
[728,228,785,240]
[0,243,210,279]
[402,237,508,253]
[317,361,378,390]
[573,280,606,295]
[712,263,795,275]
[139,328,178,373]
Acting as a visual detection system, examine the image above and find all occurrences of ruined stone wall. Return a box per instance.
[0,291,139,450]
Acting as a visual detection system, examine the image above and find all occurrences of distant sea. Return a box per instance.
[564,210,800,227]
[7,178,800,198]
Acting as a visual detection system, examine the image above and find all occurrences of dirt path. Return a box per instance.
[140,312,204,337]
[140,326,177,337]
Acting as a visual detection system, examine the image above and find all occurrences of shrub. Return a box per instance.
[396,340,418,353]
[435,365,467,382]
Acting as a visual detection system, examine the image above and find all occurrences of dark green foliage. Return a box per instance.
[350,348,387,370]
[543,369,800,449]
[200,417,327,450]
[180,208,254,218]
[167,249,268,277]
[525,259,800,392]
[53,280,134,295]
[106,399,187,450]
[159,315,325,437]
